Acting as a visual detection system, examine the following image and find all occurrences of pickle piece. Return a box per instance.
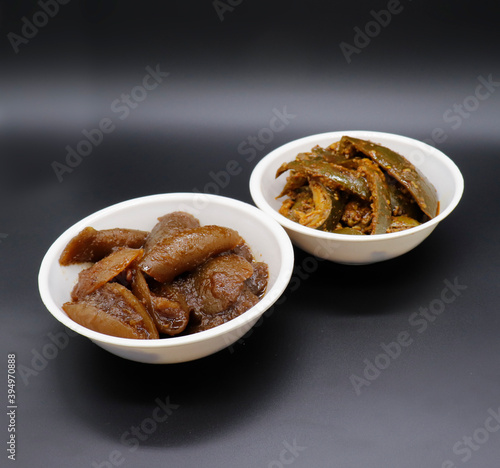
[339,136,438,218]
[59,227,148,265]
[139,225,242,283]
[333,227,365,235]
[387,216,421,233]
[193,254,254,315]
[63,283,159,339]
[143,211,200,253]
[276,158,370,200]
[131,269,190,336]
[357,159,392,234]
[295,179,345,232]
[71,247,143,301]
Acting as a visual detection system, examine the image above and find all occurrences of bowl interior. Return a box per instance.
[252,131,464,234]
[39,193,294,347]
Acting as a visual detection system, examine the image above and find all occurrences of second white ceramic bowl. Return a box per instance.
[250,131,464,265]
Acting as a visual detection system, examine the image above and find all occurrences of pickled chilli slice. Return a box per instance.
[297,179,345,231]
[276,158,370,200]
[387,216,421,233]
[276,172,308,199]
[339,136,438,218]
[333,227,365,235]
[59,227,148,265]
[386,174,422,219]
[63,282,159,339]
[356,159,392,235]
[311,145,349,165]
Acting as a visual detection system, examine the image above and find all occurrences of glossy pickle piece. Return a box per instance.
[143,211,200,253]
[193,254,254,315]
[276,158,370,200]
[387,216,421,233]
[63,282,159,339]
[356,159,392,235]
[139,225,242,283]
[71,247,143,301]
[339,136,439,218]
[131,269,190,336]
[59,227,148,265]
[286,179,345,232]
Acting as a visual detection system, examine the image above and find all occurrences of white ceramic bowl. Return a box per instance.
[38,193,294,363]
[250,131,464,264]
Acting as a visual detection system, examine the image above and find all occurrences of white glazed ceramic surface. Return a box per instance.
[38,193,294,363]
[250,131,464,264]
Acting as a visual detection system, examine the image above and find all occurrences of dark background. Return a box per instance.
[1,1,499,467]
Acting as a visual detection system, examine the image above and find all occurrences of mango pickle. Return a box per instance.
[59,212,269,339]
[276,136,439,235]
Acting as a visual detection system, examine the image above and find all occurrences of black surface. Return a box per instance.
[1,1,500,467]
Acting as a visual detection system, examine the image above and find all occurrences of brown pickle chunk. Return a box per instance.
[143,211,200,253]
[245,262,269,297]
[185,286,260,335]
[59,227,148,265]
[71,248,143,301]
[139,225,242,283]
[63,283,158,339]
[193,254,254,315]
[131,270,189,336]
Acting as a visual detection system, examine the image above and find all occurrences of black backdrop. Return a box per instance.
[1,1,500,467]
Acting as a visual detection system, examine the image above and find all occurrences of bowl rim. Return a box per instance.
[38,192,295,348]
[250,130,464,242]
